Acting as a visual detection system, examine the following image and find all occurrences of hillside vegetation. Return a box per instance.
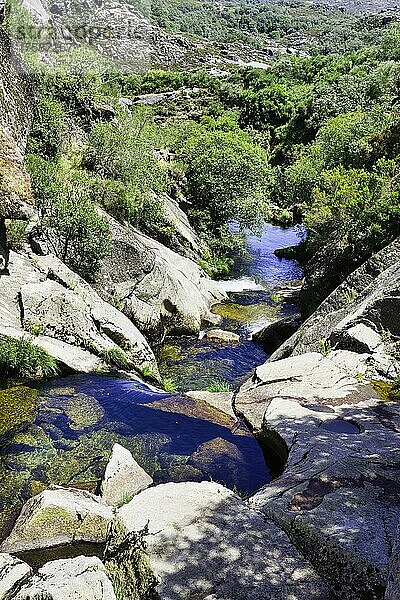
[4,1,400,293]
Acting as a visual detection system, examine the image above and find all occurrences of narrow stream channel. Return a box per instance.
[0,224,303,539]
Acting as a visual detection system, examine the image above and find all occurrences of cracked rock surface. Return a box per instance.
[0,553,32,600]
[94,212,226,341]
[14,556,116,600]
[273,235,400,380]
[0,250,158,374]
[235,350,400,599]
[117,481,331,600]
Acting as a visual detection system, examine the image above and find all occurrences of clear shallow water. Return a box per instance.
[0,224,303,532]
[231,223,304,284]
[0,374,270,520]
[319,419,361,434]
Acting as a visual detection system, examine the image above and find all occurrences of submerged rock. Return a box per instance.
[0,386,37,440]
[0,487,113,553]
[14,556,116,600]
[0,553,31,600]
[101,443,153,507]
[188,437,250,490]
[153,464,204,484]
[117,481,330,600]
[185,390,235,419]
[202,329,240,343]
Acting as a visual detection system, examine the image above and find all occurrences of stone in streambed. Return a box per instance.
[185,390,235,419]
[202,329,240,343]
[0,553,31,600]
[0,487,113,554]
[101,443,153,506]
[188,438,250,490]
[14,556,116,600]
[153,464,205,484]
[116,481,329,600]
[252,315,302,353]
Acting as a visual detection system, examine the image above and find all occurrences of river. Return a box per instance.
[0,224,303,537]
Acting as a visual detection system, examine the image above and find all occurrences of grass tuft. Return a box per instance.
[0,336,58,379]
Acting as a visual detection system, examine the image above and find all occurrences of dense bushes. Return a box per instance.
[27,97,67,159]
[27,156,111,280]
[21,20,400,283]
[168,115,272,256]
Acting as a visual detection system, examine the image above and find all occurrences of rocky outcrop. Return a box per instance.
[94,211,225,341]
[160,192,205,258]
[235,350,400,599]
[20,0,194,71]
[0,250,158,374]
[101,443,153,506]
[0,554,32,600]
[117,481,330,599]
[0,29,36,270]
[15,556,116,600]
[0,487,113,553]
[272,236,400,380]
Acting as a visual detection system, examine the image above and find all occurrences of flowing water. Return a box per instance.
[0,224,303,537]
[159,224,303,390]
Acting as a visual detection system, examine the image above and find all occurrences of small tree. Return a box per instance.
[27,156,111,280]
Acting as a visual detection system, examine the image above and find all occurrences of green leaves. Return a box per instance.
[26,157,112,281]
[171,117,273,233]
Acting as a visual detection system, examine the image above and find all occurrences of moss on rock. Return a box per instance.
[105,517,160,600]
[0,385,38,439]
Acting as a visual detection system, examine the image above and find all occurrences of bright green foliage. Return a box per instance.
[85,109,165,192]
[206,380,231,392]
[171,116,273,232]
[0,336,58,379]
[162,377,177,393]
[26,156,111,280]
[101,348,130,370]
[6,220,28,251]
[27,97,67,159]
[305,160,400,256]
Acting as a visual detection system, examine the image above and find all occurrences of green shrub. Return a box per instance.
[206,380,231,392]
[26,156,111,280]
[0,336,58,379]
[27,97,67,159]
[6,220,28,251]
[162,377,177,393]
[84,109,166,194]
[171,118,273,232]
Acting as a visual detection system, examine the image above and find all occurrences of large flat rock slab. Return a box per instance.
[236,351,400,598]
[117,481,330,600]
